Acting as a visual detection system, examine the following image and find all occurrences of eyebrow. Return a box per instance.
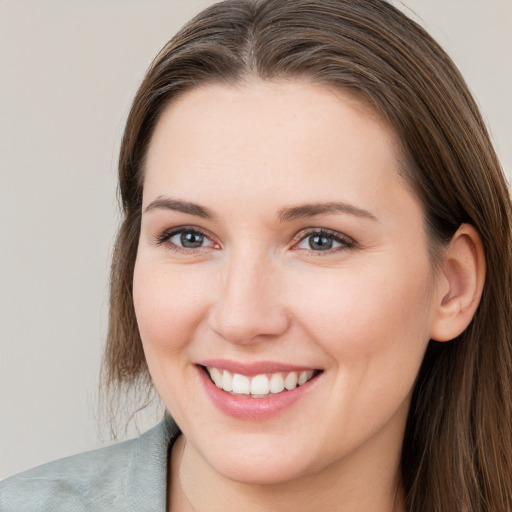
[144,197,376,223]
[144,197,215,219]
[278,202,377,222]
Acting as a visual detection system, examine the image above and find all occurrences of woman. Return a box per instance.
[1,0,511,511]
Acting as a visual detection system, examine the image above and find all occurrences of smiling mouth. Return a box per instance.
[199,365,322,398]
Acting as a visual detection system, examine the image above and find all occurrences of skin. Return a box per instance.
[133,79,467,511]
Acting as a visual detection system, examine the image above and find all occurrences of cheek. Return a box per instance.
[288,257,434,369]
[132,256,211,425]
[132,256,210,356]
[286,259,434,442]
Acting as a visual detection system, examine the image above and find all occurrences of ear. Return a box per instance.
[429,224,486,342]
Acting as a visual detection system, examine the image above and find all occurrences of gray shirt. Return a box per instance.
[0,416,180,511]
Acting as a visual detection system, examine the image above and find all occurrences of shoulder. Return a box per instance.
[0,416,180,512]
[0,440,135,511]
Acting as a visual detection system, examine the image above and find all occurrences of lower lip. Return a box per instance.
[196,366,321,421]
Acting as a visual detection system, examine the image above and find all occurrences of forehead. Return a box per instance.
[143,79,411,218]
[148,79,393,152]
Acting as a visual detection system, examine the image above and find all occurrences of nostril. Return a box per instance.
[207,306,291,345]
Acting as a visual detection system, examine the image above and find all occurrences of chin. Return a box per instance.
[215,456,310,486]
[198,434,322,486]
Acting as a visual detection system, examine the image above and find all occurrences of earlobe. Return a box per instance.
[429,224,486,342]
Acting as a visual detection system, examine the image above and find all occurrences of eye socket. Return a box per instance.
[170,230,210,249]
[155,227,218,252]
[294,229,354,253]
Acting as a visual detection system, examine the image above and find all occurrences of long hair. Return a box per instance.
[102,1,512,510]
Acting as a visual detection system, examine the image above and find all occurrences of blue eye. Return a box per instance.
[156,228,216,252]
[295,230,353,252]
[170,230,210,248]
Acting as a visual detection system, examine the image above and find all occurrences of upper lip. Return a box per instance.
[197,359,319,376]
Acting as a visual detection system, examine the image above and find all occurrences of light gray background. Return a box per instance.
[1,0,510,480]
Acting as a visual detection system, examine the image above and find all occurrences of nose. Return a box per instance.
[207,250,291,345]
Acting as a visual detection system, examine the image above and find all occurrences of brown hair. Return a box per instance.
[102,1,512,510]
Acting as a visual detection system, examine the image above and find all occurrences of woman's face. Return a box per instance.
[134,80,443,485]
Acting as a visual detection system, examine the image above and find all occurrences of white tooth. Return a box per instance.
[306,370,314,380]
[222,370,233,392]
[298,370,309,386]
[232,373,251,394]
[209,367,223,388]
[284,371,298,390]
[270,373,284,393]
[250,374,270,395]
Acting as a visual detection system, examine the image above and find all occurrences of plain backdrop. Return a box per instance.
[1,0,510,480]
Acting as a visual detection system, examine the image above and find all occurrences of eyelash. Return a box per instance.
[291,228,355,255]
[154,226,218,255]
[154,226,355,255]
